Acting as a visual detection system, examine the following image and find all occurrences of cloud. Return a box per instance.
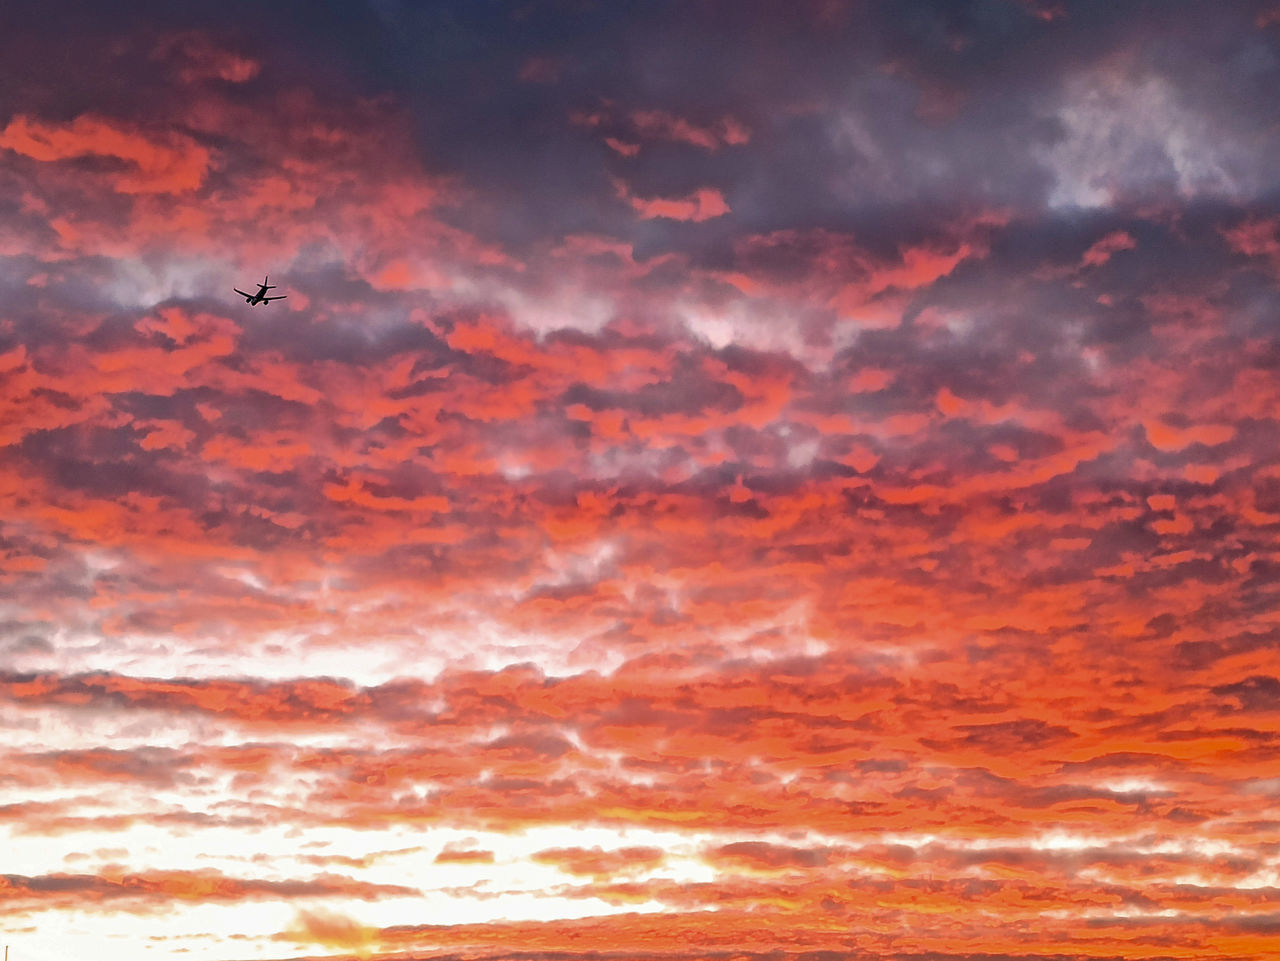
[6,5,1280,961]
[708,841,830,872]
[573,104,751,153]
[151,32,261,85]
[532,845,666,878]
[0,869,416,914]
[282,908,379,958]
[0,114,211,194]
[615,179,732,222]
[434,844,495,864]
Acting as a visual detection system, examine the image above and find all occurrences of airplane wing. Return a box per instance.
[263,295,287,301]
[233,288,252,297]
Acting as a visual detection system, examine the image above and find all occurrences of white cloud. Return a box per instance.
[1041,69,1262,208]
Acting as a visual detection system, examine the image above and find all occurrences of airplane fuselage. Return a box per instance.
[234,275,285,306]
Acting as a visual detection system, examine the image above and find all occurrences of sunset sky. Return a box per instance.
[4,2,1280,960]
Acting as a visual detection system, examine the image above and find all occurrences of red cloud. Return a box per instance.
[1222,216,1280,258]
[628,109,751,150]
[152,32,261,84]
[1144,419,1236,452]
[1080,229,1137,267]
[572,105,750,152]
[0,673,368,724]
[0,114,211,193]
[614,179,731,222]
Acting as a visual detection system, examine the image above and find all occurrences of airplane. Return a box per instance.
[233,275,287,305]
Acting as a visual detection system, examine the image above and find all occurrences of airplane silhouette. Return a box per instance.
[233,276,287,305]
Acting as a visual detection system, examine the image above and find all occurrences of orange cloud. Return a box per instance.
[532,845,665,877]
[1144,419,1236,452]
[434,846,496,864]
[5,18,1280,961]
[0,870,416,913]
[282,909,378,958]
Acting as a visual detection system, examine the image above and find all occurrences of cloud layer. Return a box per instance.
[3,3,1280,961]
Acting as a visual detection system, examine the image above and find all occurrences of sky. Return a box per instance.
[3,1,1280,959]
